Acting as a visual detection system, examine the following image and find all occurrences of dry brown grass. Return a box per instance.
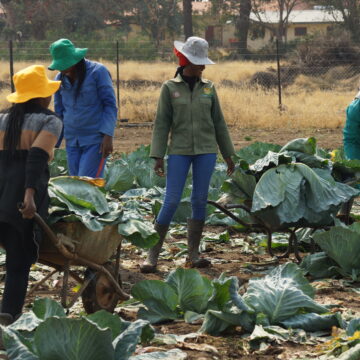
[0,60,357,129]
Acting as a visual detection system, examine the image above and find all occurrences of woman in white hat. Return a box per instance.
[0,65,62,329]
[141,37,235,273]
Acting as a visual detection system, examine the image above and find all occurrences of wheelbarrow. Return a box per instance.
[29,213,130,314]
[207,201,328,262]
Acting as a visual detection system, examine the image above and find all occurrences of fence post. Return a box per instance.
[9,40,14,92]
[276,39,282,111]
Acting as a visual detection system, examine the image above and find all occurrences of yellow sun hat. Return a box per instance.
[6,65,61,104]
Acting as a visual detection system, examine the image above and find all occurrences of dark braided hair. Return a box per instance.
[3,99,44,157]
[174,66,185,78]
[59,58,87,100]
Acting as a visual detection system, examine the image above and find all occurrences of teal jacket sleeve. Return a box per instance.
[211,86,235,159]
[344,98,360,159]
[150,84,173,158]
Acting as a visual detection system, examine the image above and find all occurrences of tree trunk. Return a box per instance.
[346,0,360,43]
[236,0,252,54]
[277,0,285,47]
[183,0,192,39]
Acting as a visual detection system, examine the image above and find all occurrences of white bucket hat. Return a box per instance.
[174,36,215,65]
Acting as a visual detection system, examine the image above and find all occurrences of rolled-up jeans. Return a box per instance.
[156,154,217,225]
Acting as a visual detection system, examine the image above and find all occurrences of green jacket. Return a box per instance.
[150,74,235,159]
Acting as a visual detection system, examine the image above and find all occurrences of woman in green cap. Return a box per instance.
[48,38,117,178]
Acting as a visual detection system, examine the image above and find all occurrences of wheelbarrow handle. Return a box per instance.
[33,212,63,250]
[17,202,58,237]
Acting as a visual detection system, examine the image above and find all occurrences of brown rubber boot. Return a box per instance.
[337,199,354,225]
[186,218,210,268]
[140,222,169,273]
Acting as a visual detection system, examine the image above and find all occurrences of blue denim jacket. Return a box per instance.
[54,59,117,146]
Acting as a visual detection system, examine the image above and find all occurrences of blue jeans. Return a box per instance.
[66,143,106,177]
[157,154,217,225]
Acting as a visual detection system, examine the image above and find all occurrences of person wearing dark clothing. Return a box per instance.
[140,37,235,273]
[0,65,62,325]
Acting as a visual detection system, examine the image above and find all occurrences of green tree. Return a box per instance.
[183,0,193,39]
[252,0,302,45]
[210,0,301,50]
[306,0,360,43]
[237,0,252,54]
[131,0,181,47]
[0,0,123,40]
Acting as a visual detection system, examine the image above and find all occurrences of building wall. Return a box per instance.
[217,22,333,50]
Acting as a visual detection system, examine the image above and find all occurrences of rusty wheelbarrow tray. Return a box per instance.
[29,213,130,314]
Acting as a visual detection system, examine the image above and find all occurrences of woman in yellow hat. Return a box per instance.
[0,65,62,328]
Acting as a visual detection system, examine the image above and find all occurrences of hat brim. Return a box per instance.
[48,48,88,71]
[6,80,61,104]
[174,40,215,65]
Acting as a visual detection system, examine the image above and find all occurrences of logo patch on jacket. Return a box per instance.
[172,91,181,98]
[202,87,213,96]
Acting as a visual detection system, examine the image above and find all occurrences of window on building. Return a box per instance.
[327,26,334,34]
[294,27,307,36]
[250,24,266,40]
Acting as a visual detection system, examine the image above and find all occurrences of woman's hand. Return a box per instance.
[100,135,113,158]
[154,158,165,177]
[20,188,36,219]
[224,157,235,176]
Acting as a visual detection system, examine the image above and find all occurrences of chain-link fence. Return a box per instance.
[1,39,359,127]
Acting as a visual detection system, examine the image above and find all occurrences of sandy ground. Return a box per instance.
[114,125,343,155]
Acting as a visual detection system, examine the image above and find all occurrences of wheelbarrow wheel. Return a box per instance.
[81,263,122,314]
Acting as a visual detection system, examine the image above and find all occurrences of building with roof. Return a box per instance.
[217,8,344,50]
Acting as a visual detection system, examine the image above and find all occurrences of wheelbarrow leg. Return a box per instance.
[27,269,59,297]
[338,199,354,225]
[61,260,70,309]
[66,272,96,309]
[114,243,121,283]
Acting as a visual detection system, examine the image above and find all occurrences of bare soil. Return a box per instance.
[18,126,349,360]
[114,125,343,155]
[111,126,349,360]
[118,229,359,360]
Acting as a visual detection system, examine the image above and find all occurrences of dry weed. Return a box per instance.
[0,60,356,129]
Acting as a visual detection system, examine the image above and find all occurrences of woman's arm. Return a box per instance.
[54,74,64,148]
[20,188,36,219]
[20,115,62,219]
[150,84,173,159]
[211,86,235,159]
[95,65,117,158]
[96,65,117,138]
[211,86,235,175]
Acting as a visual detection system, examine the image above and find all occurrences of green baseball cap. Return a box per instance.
[48,38,88,71]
